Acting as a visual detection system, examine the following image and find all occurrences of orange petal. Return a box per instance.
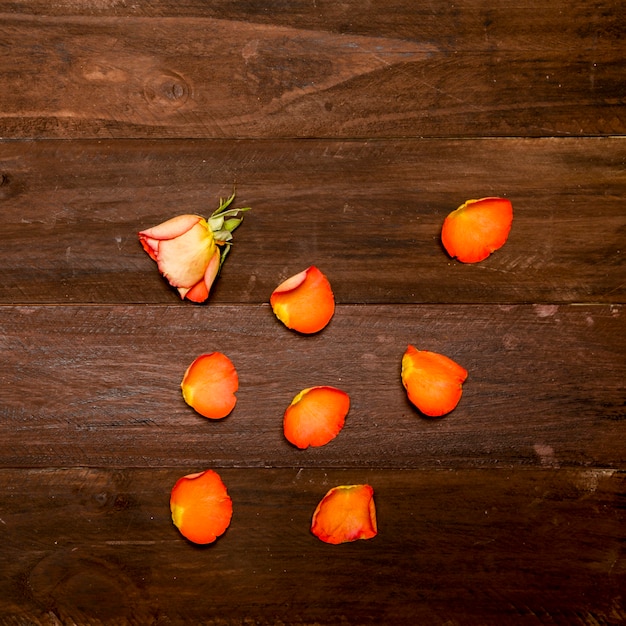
[401,345,468,417]
[283,386,350,449]
[270,266,335,334]
[184,249,221,303]
[181,352,238,419]
[170,469,233,544]
[139,214,204,241]
[182,280,208,303]
[441,197,513,263]
[311,484,377,545]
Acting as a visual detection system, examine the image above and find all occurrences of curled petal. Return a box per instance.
[401,345,468,417]
[181,282,206,303]
[441,197,513,263]
[139,214,204,241]
[184,249,221,303]
[204,248,222,292]
[170,469,233,544]
[311,484,377,545]
[284,386,350,449]
[270,266,335,334]
[181,352,239,419]
[139,235,159,262]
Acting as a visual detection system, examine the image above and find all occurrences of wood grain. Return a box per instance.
[1,137,624,305]
[1,2,624,623]
[0,1,624,139]
[1,303,623,469]
[1,467,623,625]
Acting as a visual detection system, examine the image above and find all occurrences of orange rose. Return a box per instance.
[139,191,249,302]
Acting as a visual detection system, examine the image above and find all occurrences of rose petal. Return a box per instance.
[270,266,335,334]
[138,235,159,261]
[184,249,221,303]
[284,386,350,449]
[311,484,377,545]
[441,197,513,263]
[156,220,216,289]
[181,352,239,419]
[401,345,468,417]
[170,469,233,544]
[139,214,204,241]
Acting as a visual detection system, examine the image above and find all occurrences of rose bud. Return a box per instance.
[401,345,468,417]
[181,352,239,419]
[283,386,350,449]
[170,469,233,544]
[441,197,513,263]
[139,191,250,302]
[311,484,377,545]
[270,266,335,334]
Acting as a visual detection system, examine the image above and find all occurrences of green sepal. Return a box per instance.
[208,189,251,268]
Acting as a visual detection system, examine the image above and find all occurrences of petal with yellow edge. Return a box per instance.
[170,469,233,545]
[283,386,350,449]
[311,484,377,545]
[441,197,513,263]
[401,345,468,417]
[181,352,238,419]
[270,266,335,334]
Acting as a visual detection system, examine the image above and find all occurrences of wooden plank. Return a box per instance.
[0,3,623,139]
[0,303,623,469]
[1,3,622,624]
[0,467,623,625]
[1,137,624,305]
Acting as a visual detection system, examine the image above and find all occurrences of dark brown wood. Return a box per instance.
[0,303,623,469]
[0,1,624,139]
[1,137,624,305]
[0,467,624,625]
[1,2,624,623]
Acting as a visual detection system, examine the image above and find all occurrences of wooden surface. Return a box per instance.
[0,2,624,625]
